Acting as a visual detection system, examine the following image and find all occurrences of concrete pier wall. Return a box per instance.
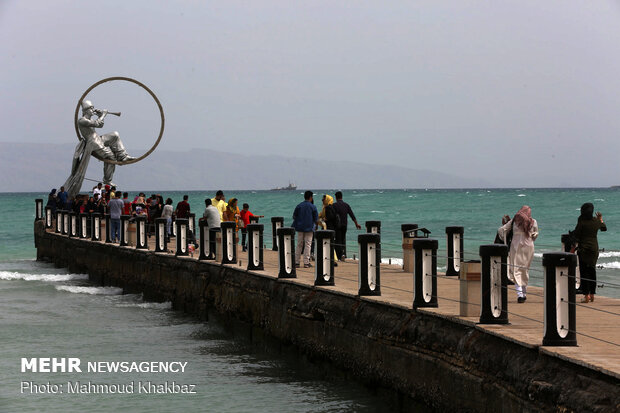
[34,221,619,412]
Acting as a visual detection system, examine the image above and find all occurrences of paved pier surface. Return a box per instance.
[151,235,620,380]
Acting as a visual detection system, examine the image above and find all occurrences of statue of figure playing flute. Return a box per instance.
[64,100,135,197]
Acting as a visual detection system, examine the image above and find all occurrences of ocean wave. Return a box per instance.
[381,258,403,266]
[55,286,123,295]
[599,251,620,258]
[0,271,88,282]
[594,198,605,202]
[115,301,172,310]
[518,194,526,197]
[598,261,620,269]
[370,210,386,214]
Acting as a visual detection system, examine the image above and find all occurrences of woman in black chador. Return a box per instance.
[573,202,607,303]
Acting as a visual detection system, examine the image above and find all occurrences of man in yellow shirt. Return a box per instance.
[211,190,228,220]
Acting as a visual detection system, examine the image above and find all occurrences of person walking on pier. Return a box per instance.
[573,203,607,303]
[162,198,174,239]
[498,205,538,303]
[333,191,362,261]
[108,193,124,243]
[293,191,318,268]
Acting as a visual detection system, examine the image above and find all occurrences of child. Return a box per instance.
[239,203,264,252]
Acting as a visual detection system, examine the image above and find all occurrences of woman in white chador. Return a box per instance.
[498,205,539,303]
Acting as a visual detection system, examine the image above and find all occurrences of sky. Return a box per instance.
[2,0,620,187]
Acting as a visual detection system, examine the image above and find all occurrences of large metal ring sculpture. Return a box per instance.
[74,76,165,165]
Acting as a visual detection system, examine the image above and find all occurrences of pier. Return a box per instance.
[34,213,620,412]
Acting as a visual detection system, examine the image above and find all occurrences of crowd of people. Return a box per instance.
[292,190,360,268]
[45,185,268,251]
[46,185,607,304]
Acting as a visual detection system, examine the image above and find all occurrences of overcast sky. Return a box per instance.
[2,1,620,187]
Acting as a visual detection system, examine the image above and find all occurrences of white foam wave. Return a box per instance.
[0,271,88,282]
[599,251,620,258]
[55,286,123,295]
[116,301,172,310]
[518,194,526,197]
[370,210,386,214]
[594,198,604,202]
[598,261,620,269]
[534,253,543,258]
[381,258,403,266]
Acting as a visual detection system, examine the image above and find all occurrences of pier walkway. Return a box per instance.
[45,226,620,380]
[143,235,620,380]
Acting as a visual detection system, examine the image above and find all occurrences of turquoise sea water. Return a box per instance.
[1,188,619,412]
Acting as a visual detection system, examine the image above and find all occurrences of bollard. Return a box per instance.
[561,233,580,290]
[175,219,189,256]
[105,214,113,243]
[198,220,210,260]
[221,221,237,264]
[171,217,177,237]
[155,217,168,253]
[135,215,148,249]
[271,217,284,251]
[277,227,296,278]
[358,233,381,295]
[91,213,102,241]
[542,252,578,346]
[246,224,264,271]
[479,244,509,324]
[413,238,438,308]
[188,213,196,235]
[45,206,54,229]
[249,215,260,224]
[69,212,78,238]
[314,230,335,286]
[445,226,464,276]
[57,210,65,235]
[120,215,131,246]
[365,220,381,234]
[402,224,418,273]
[62,211,70,236]
[209,227,221,261]
[79,213,89,238]
[55,210,63,234]
[35,199,44,221]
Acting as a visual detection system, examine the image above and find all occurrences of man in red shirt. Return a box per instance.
[122,192,132,215]
[175,195,191,219]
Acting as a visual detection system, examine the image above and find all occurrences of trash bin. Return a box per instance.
[459,260,481,317]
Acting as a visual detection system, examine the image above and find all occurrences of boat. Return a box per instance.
[271,182,297,191]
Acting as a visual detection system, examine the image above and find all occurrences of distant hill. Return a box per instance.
[0,142,488,192]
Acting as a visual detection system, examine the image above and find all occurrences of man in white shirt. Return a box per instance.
[202,198,221,228]
[93,182,103,198]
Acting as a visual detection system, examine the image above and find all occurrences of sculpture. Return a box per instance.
[63,77,165,198]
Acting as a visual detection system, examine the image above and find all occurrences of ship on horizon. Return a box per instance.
[270,182,297,191]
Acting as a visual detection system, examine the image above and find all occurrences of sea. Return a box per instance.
[1,188,618,412]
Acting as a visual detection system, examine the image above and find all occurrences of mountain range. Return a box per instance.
[0,142,488,192]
